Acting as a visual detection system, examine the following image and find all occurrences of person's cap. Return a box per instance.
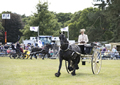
[80,29,85,33]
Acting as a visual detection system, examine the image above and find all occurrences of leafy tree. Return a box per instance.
[20,1,61,41]
[93,0,107,10]
[87,10,113,42]
[21,14,31,26]
[88,0,120,42]
[0,12,23,43]
[68,7,100,41]
[55,13,72,27]
[94,0,120,42]
[68,7,113,42]
[105,0,120,42]
[0,14,4,41]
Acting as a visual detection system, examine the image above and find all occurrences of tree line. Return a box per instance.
[0,0,120,44]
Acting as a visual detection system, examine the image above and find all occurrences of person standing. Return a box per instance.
[4,44,9,55]
[78,29,89,54]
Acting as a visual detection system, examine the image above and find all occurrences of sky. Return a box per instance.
[0,0,94,16]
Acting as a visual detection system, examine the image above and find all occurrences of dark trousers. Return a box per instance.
[78,45,85,54]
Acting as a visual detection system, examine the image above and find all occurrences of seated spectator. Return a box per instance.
[111,47,117,58]
[4,44,9,49]
[101,47,107,55]
[7,48,11,54]
[4,44,9,54]
[115,51,119,58]
[0,45,4,52]
[49,49,53,57]
[25,44,29,50]
[25,44,31,51]
[31,44,34,49]
[112,47,117,53]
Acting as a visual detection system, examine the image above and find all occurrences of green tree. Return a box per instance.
[94,0,120,42]
[68,7,99,41]
[21,1,61,41]
[55,13,72,27]
[93,0,107,10]
[0,14,4,41]
[105,0,120,42]
[0,12,23,43]
[21,14,31,26]
[87,10,112,42]
[68,7,113,42]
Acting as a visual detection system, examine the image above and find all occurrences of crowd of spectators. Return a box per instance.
[0,42,55,57]
[0,44,9,55]
[101,46,120,59]
[0,42,34,55]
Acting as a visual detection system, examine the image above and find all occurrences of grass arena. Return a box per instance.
[0,57,120,85]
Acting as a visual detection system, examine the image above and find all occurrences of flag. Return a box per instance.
[61,26,68,32]
[30,26,39,32]
[38,40,42,48]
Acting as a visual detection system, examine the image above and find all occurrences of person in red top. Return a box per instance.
[20,47,23,53]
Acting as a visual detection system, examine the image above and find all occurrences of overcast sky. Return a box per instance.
[0,0,94,16]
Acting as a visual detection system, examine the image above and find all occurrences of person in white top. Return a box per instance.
[112,47,117,53]
[78,29,89,54]
[111,47,117,57]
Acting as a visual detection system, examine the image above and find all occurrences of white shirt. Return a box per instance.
[112,48,117,53]
[78,34,89,45]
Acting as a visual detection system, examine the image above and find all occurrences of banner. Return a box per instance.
[61,26,68,32]
[2,14,10,19]
[5,31,7,44]
[30,26,39,32]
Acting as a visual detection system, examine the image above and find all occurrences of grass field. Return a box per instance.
[0,57,120,85]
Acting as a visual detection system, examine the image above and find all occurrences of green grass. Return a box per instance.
[0,57,120,85]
